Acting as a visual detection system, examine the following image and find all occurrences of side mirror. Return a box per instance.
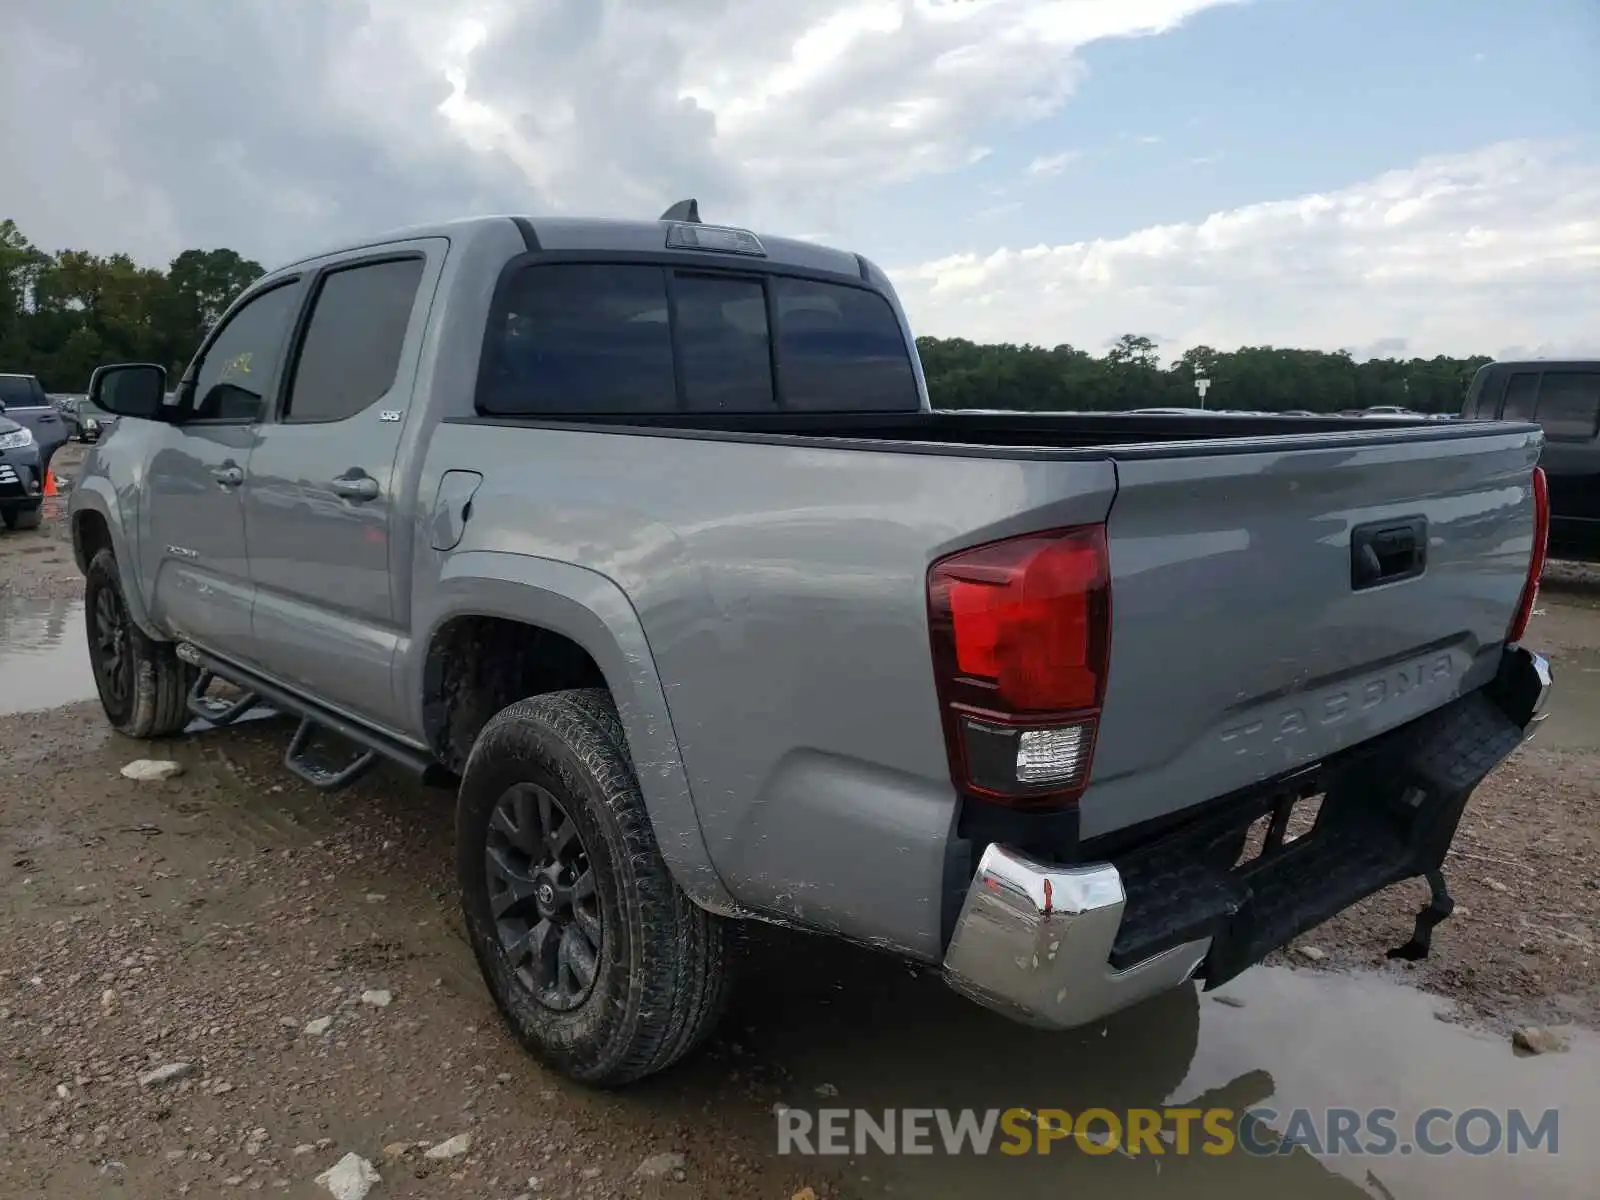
[90,363,168,420]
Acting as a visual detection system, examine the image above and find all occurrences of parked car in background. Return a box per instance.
[0,385,50,530]
[54,394,118,442]
[1465,360,1600,561]
[0,373,70,475]
[72,208,1552,1086]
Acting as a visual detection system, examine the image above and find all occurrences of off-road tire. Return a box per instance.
[84,548,195,738]
[457,689,733,1086]
[1,504,42,531]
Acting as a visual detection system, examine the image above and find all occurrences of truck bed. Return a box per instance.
[428,409,1542,957]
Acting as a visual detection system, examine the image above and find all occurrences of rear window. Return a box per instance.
[674,274,776,412]
[0,377,41,406]
[772,277,920,411]
[1501,372,1540,422]
[478,265,677,415]
[477,263,918,416]
[1463,370,1502,419]
[1535,372,1600,442]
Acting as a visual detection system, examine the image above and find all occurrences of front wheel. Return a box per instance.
[457,689,732,1086]
[84,549,195,738]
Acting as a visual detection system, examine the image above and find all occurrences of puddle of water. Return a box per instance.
[0,597,98,715]
[1531,645,1600,753]
[720,932,1597,1200]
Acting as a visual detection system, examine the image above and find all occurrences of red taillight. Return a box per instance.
[928,526,1111,810]
[1507,466,1549,645]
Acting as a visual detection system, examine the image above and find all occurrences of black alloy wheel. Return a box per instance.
[485,781,603,1011]
[90,579,133,711]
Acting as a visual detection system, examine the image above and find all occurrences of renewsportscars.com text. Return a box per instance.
[775,1106,1561,1158]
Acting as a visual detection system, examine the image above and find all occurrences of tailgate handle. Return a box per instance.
[1351,517,1427,590]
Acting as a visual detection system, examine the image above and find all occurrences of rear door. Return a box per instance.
[242,241,444,730]
[1082,426,1541,839]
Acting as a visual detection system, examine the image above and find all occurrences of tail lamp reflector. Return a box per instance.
[1507,466,1549,646]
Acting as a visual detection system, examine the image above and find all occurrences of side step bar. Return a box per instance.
[177,644,450,793]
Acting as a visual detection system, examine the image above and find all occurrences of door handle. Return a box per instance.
[211,464,244,488]
[331,473,380,502]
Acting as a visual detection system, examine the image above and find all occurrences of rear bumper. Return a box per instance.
[942,646,1551,1030]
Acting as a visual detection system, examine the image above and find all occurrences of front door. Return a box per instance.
[242,244,442,730]
[140,279,303,659]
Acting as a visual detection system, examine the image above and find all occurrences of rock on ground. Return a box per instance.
[315,1153,381,1200]
[1513,1026,1570,1055]
[636,1151,687,1178]
[120,759,185,782]
[137,1062,193,1088]
[423,1132,472,1160]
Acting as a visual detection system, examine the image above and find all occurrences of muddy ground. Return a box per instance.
[1,442,1596,1200]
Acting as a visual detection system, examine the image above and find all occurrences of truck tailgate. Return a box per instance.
[1081,426,1541,840]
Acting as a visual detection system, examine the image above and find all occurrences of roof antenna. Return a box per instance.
[659,199,701,223]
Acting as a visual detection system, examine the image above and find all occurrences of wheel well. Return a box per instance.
[422,616,609,773]
[72,510,113,575]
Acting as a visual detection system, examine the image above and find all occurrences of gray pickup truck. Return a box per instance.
[71,207,1553,1086]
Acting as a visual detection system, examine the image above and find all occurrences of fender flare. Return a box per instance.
[66,480,161,638]
[408,550,738,914]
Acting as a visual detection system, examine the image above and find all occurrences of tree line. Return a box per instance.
[3,218,1488,413]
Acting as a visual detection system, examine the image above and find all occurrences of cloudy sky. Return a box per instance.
[3,0,1596,359]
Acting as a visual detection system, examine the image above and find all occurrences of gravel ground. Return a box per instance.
[0,443,81,603]
[1,441,1596,1198]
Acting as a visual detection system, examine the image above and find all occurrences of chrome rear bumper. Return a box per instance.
[942,845,1208,1031]
[943,647,1553,1030]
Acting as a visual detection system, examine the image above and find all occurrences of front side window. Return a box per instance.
[192,282,300,421]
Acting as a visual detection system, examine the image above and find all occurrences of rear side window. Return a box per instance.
[285,258,424,424]
[1535,372,1600,442]
[478,262,919,416]
[773,277,920,411]
[1501,372,1540,422]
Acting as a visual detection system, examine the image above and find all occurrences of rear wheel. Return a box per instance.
[1,504,42,531]
[84,549,195,738]
[457,689,733,1085]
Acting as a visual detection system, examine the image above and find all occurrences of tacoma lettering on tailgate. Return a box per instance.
[1219,652,1456,755]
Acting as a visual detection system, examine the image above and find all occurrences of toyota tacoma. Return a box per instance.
[69,207,1553,1085]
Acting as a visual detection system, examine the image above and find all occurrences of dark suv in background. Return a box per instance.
[1465,360,1600,561]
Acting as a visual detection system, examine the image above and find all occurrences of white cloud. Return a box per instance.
[1026,151,1081,177]
[0,0,1238,265]
[890,141,1600,359]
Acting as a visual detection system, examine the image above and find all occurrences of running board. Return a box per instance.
[285,717,379,791]
[176,643,450,792]
[187,669,263,727]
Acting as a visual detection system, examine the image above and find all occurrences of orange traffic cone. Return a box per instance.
[43,471,58,497]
